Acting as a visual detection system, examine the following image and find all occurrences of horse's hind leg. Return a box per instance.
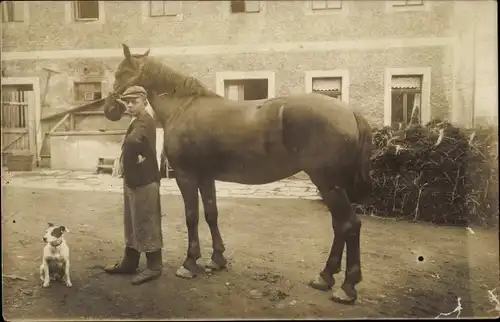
[309,175,362,304]
[199,178,227,271]
[174,170,202,279]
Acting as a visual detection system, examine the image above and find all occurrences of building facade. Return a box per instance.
[1,0,498,130]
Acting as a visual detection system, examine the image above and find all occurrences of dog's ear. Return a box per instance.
[47,222,54,227]
[60,226,69,233]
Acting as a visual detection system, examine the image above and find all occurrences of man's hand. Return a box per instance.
[116,98,127,108]
[137,155,146,164]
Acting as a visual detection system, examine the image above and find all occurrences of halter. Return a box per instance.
[109,59,151,100]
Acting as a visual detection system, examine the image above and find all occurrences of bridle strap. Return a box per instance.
[109,60,151,99]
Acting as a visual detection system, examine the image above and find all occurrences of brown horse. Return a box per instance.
[104,44,373,304]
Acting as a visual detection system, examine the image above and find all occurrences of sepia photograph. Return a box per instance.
[1,0,499,320]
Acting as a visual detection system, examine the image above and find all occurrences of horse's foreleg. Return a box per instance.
[174,172,201,279]
[199,178,227,271]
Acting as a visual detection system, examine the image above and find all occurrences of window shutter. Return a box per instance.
[311,0,327,10]
[326,0,342,9]
[245,1,260,13]
[391,76,422,90]
[164,0,181,16]
[312,77,342,92]
[150,0,165,16]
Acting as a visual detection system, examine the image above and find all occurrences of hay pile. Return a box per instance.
[360,120,498,227]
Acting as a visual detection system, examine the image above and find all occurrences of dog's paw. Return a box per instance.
[65,280,72,287]
[42,282,50,288]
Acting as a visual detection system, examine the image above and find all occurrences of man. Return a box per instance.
[104,85,163,285]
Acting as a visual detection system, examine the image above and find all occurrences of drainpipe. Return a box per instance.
[471,16,477,128]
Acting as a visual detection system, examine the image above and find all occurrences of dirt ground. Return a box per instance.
[2,186,499,320]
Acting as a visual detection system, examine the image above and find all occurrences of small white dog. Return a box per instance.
[39,223,72,288]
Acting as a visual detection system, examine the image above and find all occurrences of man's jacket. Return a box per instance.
[122,112,161,188]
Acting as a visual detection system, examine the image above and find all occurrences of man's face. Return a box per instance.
[123,96,146,117]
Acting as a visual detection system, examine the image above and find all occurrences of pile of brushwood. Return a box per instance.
[323,120,498,227]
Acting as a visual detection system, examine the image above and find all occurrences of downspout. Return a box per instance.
[471,17,477,128]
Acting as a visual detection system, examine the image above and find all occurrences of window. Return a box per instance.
[149,0,181,17]
[74,82,102,102]
[74,0,99,21]
[311,0,342,10]
[305,70,349,103]
[390,76,422,126]
[224,79,268,100]
[312,77,342,100]
[391,0,424,7]
[230,0,260,13]
[2,1,24,22]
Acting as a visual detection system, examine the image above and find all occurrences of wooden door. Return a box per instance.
[1,84,36,158]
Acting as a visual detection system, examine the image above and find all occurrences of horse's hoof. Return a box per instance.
[308,274,333,292]
[331,285,357,305]
[204,260,225,271]
[175,266,196,279]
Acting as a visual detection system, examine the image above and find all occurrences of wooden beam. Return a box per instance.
[2,132,28,152]
[40,97,106,121]
[49,130,127,136]
[74,111,105,116]
[49,113,70,133]
[69,113,75,130]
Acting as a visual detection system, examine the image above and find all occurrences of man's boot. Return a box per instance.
[104,247,140,274]
[131,250,163,285]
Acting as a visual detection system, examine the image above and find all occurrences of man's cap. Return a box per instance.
[121,86,147,100]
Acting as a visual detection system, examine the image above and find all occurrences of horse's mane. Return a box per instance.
[141,57,222,99]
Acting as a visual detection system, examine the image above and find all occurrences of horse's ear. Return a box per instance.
[47,222,54,227]
[122,44,131,61]
[143,49,150,57]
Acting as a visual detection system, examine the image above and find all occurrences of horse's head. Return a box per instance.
[104,44,151,121]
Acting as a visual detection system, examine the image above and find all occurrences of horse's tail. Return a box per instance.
[347,111,373,204]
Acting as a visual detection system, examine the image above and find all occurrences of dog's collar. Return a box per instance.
[50,240,63,247]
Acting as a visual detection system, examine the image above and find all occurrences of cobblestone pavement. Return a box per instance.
[1,169,320,200]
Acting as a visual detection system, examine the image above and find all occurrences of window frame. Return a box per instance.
[305,70,350,104]
[148,0,182,17]
[311,0,343,11]
[72,80,103,103]
[306,0,348,16]
[215,71,276,100]
[230,0,261,14]
[385,0,430,12]
[384,67,431,126]
[73,0,100,21]
[1,1,29,24]
[391,85,422,126]
[65,1,105,24]
[141,0,183,22]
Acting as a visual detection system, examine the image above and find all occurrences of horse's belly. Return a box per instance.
[213,157,300,184]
